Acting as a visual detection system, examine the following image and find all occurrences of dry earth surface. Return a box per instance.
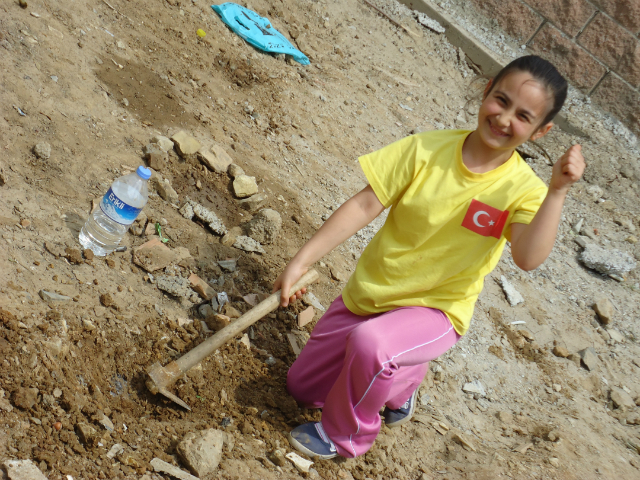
[0,0,640,479]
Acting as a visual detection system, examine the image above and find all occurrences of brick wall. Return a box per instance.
[466,0,640,135]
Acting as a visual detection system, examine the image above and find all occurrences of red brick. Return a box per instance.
[529,23,606,91]
[579,13,640,87]
[467,0,543,43]
[525,0,596,37]
[589,0,640,34]
[591,73,640,135]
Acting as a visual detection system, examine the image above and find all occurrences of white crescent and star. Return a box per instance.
[473,211,495,228]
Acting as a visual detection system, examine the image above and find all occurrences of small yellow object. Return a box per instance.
[196,29,206,38]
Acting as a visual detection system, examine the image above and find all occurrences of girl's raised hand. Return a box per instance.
[550,144,585,194]
[272,262,308,307]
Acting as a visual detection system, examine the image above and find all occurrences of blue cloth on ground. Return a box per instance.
[211,3,310,65]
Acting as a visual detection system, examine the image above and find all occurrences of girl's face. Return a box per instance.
[477,71,553,151]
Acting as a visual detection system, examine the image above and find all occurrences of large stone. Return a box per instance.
[592,297,614,325]
[578,347,598,371]
[611,387,635,410]
[76,422,99,447]
[3,460,48,480]
[578,13,640,87]
[607,328,625,343]
[526,0,596,37]
[499,276,524,306]
[529,23,607,91]
[227,164,245,178]
[552,345,570,358]
[233,235,265,254]
[33,142,51,159]
[39,290,72,303]
[462,380,486,397]
[233,175,259,198]
[176,429,226,477]
[198,144,233,173]
[156,275,192,298]
[579,243,636,277]
[171,131,201,156]
[152,176,179,204]
[238,193,267,212]
[151,135,174,152]
[189,274,216,300]
[244,209,282,244]
[191,202,227,235]
[132,238,191,272]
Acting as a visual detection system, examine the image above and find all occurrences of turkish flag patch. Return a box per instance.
[461,199,509,239]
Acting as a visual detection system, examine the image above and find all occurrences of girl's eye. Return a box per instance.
[519,114,530,122]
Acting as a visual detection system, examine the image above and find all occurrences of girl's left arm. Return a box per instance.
[510,145,585,271]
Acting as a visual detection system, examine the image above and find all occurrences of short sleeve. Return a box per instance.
[358,136,420,208]
[505,184,547,241]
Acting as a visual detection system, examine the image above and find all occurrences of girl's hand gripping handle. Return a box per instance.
[273,262,308,307]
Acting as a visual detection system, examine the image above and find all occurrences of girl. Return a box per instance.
[273,55,585,459]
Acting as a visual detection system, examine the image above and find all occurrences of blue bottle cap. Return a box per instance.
[137,166,152,180]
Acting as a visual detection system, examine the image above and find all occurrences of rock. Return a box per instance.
[586,184,603,201]
[607,329,625,343]
[179,202,194,220]
[152,176,179,204]
[218,259,237,272]
[76,422,98,447]
[302,292,326,312]
[100,293,117,308]
[156,275,192,298]
[233,174,259,198]
[552,346,569,358]
[579,244,636,277]
[611,387,636,410]
[129,211,148,236]
[151,135,174,152]
[97,412,114,431]
[329,264,347,282]
[39,290,71,303]
[150,458,199,480]
[546,430,560,442]
[206,314,230,332]
[199,304,215,318]
[298,306,315,327]
[189,274,216,300]
[221,304,241,318]
[548,457,560,467]
[147,151,168,171]
[227,163,245,178]
[133,238,185,272]
[592,297,614,325]
[33,142,51,159]
[233,235,265,254]
[107,444,125,459]
[499,276,524,306]
[171,131,201,156]
[496,411,513,423]
[238,193,267,212]
[12,387,38,410]
[3,460,48,480]
[64,247,83,264]
[574,236,589,248]
[84,249,94,261]
[268,449,287,467]
[244,209,282,244]
[578,347,598,371]
[286,452,314,473]
[567,353,581,366]
[452,432,476,451]
[177,429,226,477]
[191,202,227,235]
[198,144,233,173]
[462,380,486,397]
[0,390,13,412]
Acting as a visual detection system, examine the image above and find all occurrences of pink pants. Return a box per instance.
[287,296,460,458]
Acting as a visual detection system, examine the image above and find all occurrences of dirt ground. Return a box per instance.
[0,0,639,479]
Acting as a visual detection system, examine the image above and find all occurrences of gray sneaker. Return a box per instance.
[383,389,418,428]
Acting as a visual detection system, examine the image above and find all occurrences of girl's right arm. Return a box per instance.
[273,185,385,306]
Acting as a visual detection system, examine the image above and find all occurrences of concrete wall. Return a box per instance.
[465,0,640,134]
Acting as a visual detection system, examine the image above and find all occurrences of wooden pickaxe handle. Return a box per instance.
[147,269,319,396]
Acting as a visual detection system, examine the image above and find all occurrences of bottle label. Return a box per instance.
[100,188,142,225]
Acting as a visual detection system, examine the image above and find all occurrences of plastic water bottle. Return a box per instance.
[79,166,151,256]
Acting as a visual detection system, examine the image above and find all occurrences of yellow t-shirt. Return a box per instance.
[342,129,547,335]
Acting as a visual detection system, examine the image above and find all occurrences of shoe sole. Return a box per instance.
[385,389,418,428]
[287,432,338,460]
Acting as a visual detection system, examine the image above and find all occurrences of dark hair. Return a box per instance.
[486,55,568,127]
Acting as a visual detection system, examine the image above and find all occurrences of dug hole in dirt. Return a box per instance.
[0,0,639,479]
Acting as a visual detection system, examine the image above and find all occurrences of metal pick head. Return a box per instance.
[158,388,191,411]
